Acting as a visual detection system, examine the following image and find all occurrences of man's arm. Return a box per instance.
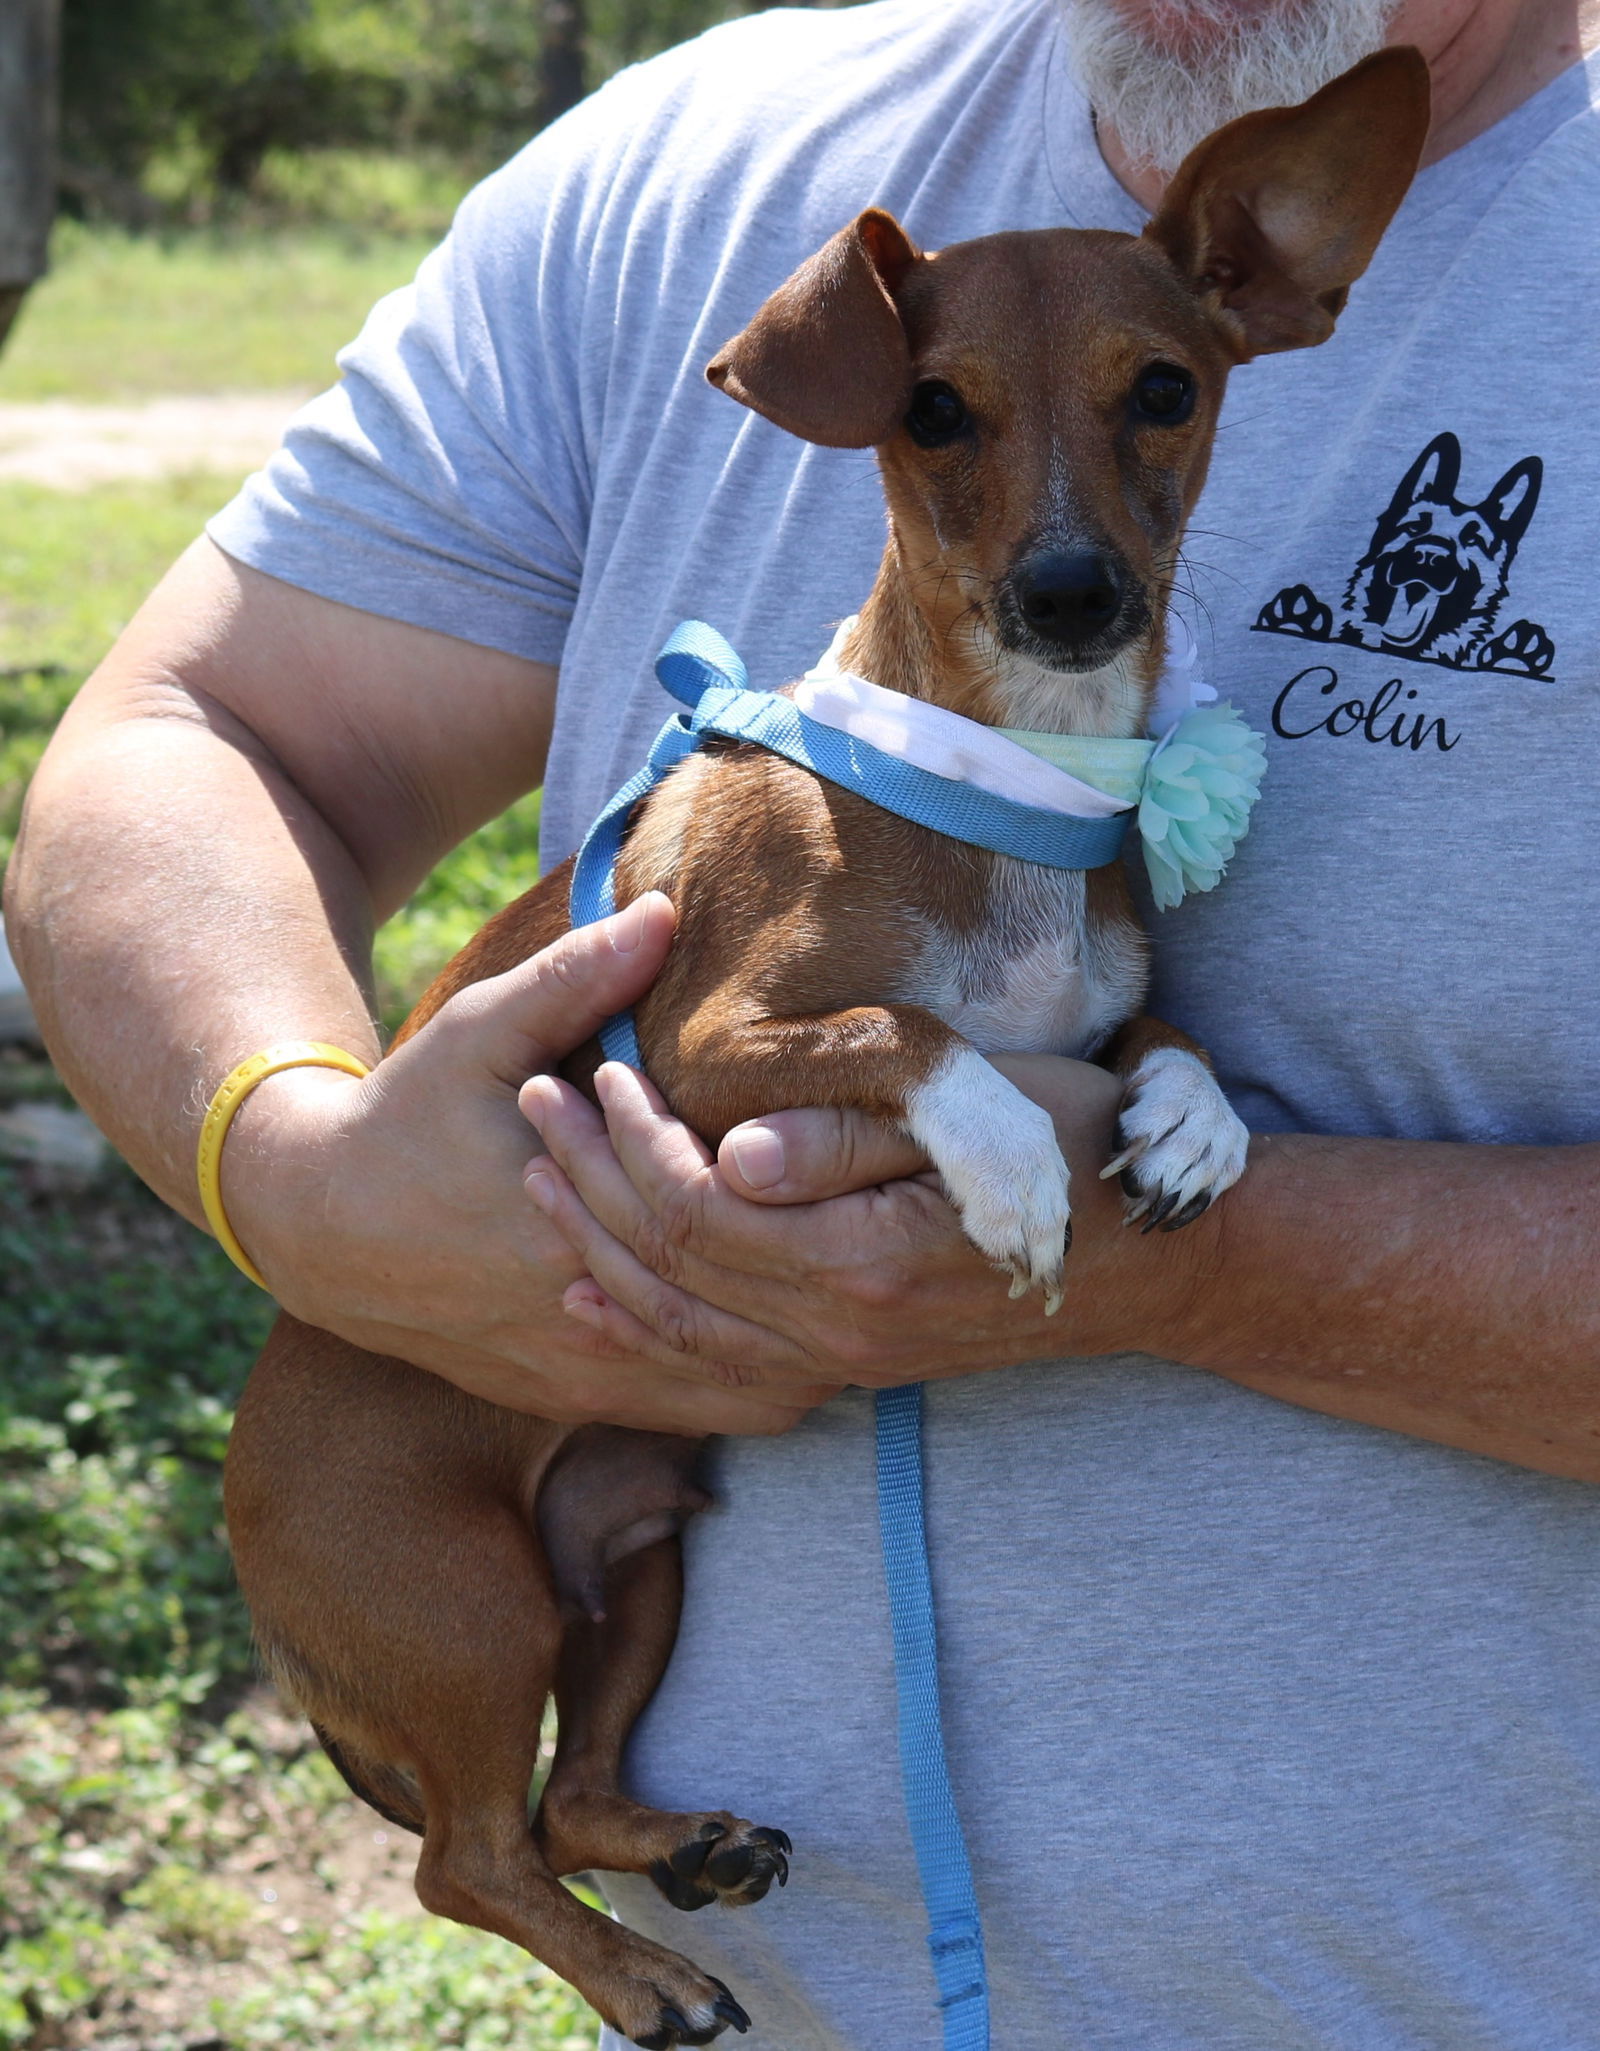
[517,1055,1600,1483]
[5,539,832,1435]
[1170,1121,1600,1481]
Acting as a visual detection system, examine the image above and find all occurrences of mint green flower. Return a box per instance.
[1138,703,1267,911]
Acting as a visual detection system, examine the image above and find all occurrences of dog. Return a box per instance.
[223,52,1427,2050]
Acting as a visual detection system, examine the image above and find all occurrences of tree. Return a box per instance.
[537,0,588,129]
[0,0,60,351]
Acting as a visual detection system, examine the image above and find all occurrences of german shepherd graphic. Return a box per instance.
[1255,432,1556,678]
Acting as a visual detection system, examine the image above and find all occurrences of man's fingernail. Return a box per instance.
[525,1165,557,1210]
[611,897,649,953]
[727,1124,785,1190]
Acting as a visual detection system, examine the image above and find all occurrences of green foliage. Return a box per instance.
[0,1164,275,1699]
[54,2,863,225]
[0,1686,595,2049]
[216,1913,597,2048]
[0,1690,334,2044]
[124,1861,256,1958]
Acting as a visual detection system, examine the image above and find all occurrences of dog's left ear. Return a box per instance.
[706,209,921,447]
[1144,48,1430,359]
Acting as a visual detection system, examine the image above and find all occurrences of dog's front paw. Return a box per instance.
[903,1047,1072,1312]
[1255,582,1332,639]
[1102,1047,1248,1231]
[1479,617,1555,677]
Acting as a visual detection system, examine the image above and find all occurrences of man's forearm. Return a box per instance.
[1175,1128,1600,1481]
[7,675,381,1221]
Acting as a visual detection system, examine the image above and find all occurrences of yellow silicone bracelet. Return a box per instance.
[195,1041,372,1289]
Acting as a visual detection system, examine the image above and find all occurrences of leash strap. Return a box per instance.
[876,1383,991,2049]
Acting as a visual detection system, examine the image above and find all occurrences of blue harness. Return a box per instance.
[570,622,1135,2050]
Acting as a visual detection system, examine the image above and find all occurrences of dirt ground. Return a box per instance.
[0,396,309,490]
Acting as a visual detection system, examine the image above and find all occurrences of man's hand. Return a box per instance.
[519,1052,1219,1386]
[221,893,840,1435]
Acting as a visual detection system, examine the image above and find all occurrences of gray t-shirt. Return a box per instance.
[210,3,1600,2044]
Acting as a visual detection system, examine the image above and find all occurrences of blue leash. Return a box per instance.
[571,621,1126,2045]
[875,1383,989,2046]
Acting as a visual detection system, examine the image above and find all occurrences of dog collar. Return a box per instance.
[792,614,1265,912]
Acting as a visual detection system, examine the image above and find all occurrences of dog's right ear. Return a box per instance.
[706,210,921,448]
[1145,48,1430,359]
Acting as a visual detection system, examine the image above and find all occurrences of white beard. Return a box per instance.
[1060,0,1399,174]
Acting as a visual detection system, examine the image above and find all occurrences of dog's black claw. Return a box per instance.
[774,1851,789,1887]
[1119,1166,1144,1204]
[710,1981,753,2034]
[1158,1191,1213,1233]
[1140,1189,1183,1234]
[758,1826,792,1857]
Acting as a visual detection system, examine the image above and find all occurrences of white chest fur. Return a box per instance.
[905,858,1147,1061]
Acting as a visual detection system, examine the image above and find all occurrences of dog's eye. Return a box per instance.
[1132,364,1196,425]
[906,380,971,447]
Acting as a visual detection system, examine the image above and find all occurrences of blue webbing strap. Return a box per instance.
[875,1383,990,2048]
[659,621,1131,874]
[570,617,1139,2048]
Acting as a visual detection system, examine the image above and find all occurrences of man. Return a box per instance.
[9,0,1600,2041]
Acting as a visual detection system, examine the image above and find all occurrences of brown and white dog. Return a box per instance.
[224,54,1427,2050]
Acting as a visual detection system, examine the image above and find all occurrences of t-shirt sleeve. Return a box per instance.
[207,73,648,666]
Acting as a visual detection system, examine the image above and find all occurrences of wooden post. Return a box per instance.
[0,0,60,352]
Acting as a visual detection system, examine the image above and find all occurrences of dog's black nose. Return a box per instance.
[1013,551,1125,651]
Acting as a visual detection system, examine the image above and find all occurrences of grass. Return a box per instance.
[0,202,566,2045]
[0,216,446,402]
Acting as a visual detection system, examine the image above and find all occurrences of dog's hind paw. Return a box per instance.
[1479,617,1555,677]
[1101,1047,1248,1232]
[903,1047,1073,1314]
[613,1969,752,2048]
[1255,582,1332,639]
[650,1818,791,1912]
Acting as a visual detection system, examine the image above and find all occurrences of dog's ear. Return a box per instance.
[1480,455,1542,549]
[1391,432,1461,514]
[1144,48,1430,359]
[706,210,921,447]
